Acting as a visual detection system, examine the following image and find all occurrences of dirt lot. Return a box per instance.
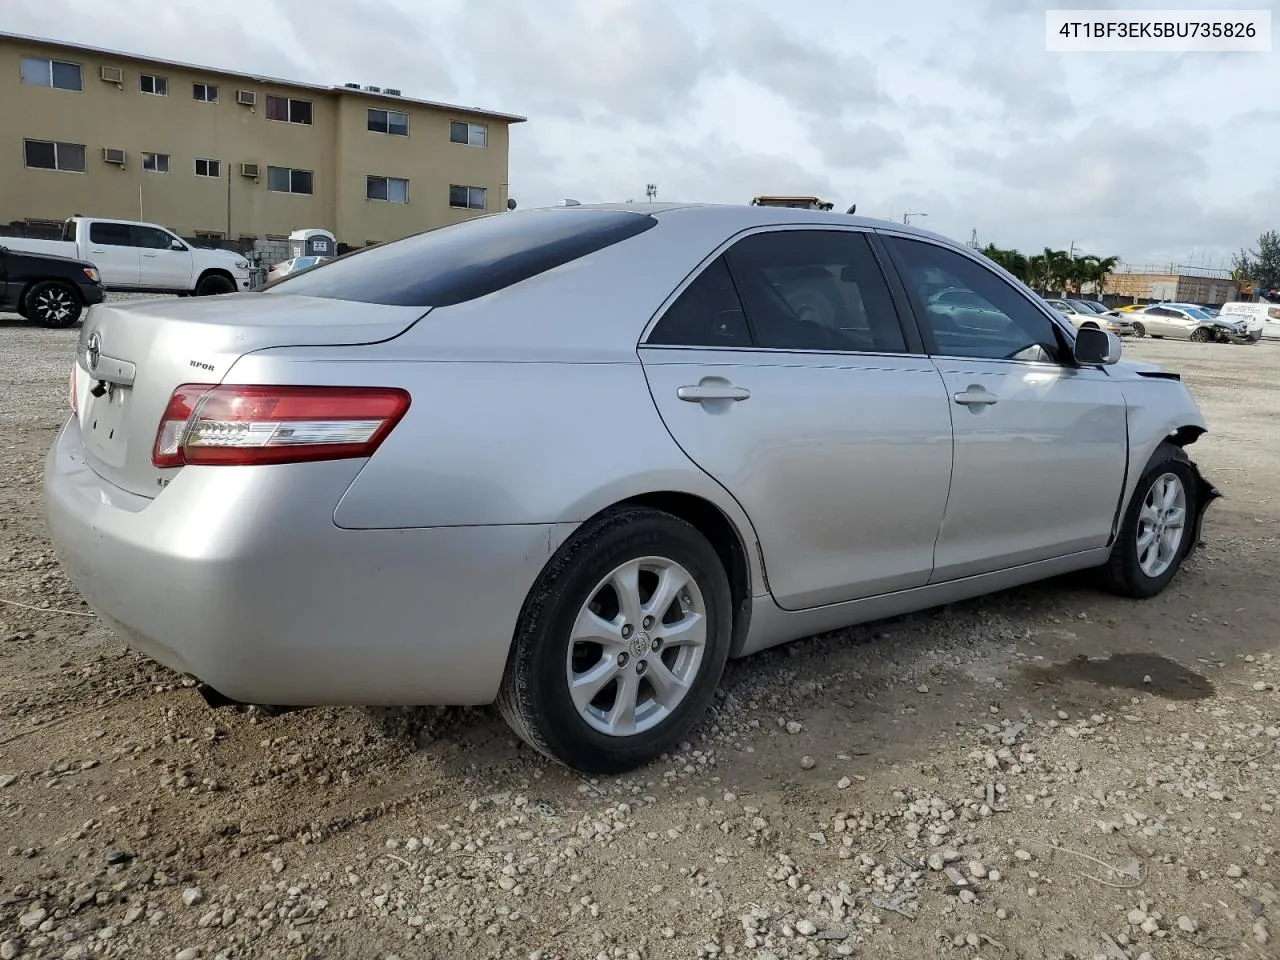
[1,309,1277,960]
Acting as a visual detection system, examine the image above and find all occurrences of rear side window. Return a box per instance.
[89,222,133,246]
[264,208,658,307]
[647,256,752,348]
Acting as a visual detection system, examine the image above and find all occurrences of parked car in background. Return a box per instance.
[4,217,252,296]
[1218,301,1280,339]
[0,245,104,327]
[1045,298,1134,336]
[1138,303,1258,343]
[44,203,1221,774]
[266,255,329,285]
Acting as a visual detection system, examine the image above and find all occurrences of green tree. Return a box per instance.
[1232,230,1280,291]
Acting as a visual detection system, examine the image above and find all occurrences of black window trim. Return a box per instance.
[639,223,925,358]
[873,228,1083,368]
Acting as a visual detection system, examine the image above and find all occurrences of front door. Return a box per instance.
[882,234,1128,582]
[86,221,141,287]
[133,225,193,289]
[639,228,954,610]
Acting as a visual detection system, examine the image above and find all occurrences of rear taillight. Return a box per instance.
[151,384,411,468]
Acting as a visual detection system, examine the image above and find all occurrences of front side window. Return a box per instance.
[887,237,1065,363]
[23,138,86,172]
[21,57,82,90]
[449,120,487,146]
[266,166,313,194]
[366,176,408,203]
[648,256,753,348]
[193,82,218,102]
[449,185,486,210]
[725,230,907,353]
[266,95,313,124]
[141,152,170,173]
[368,108,409,136]
[134,226,177,249]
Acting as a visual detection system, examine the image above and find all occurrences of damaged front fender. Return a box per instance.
[1188,457,1222,550]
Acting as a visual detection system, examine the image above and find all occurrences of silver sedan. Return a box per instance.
[45,204,1221,773]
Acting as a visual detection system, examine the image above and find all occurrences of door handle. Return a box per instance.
[677,383,751,403]
[142,253,157,258]
[953,387,999,406]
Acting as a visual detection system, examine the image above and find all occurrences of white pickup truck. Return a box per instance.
[4,216,252,297]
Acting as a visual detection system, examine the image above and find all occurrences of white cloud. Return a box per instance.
[1,0,1275,264]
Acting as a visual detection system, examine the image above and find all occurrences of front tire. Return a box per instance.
[497,507,732,774]
[1131,321,1146,338]
[24,280,83,328]
[195,273,236,296]
[1098,443,1198,599]
[1189,327,1212,343]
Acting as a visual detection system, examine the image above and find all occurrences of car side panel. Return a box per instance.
[221,350,769,598]
[1111,372,1209,525]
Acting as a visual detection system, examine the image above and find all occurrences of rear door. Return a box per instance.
[85,221,141,286]
[880,233,1127,582]
[639,227,954,610]
[134,225,194,289]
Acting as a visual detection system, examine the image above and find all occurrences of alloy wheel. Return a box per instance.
[1136,472,1187,578]
[565,556,707,737]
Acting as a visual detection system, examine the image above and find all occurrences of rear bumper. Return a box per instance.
[44,417,566,706]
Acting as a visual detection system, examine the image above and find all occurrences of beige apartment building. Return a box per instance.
[0,32,525,252]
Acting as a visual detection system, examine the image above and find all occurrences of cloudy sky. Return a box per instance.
[3,0,1276,266]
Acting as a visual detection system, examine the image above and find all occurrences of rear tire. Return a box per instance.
[194,273,235,296]
[24,280,83,328]
[496,507,733,774]
[1097,443,1198,599]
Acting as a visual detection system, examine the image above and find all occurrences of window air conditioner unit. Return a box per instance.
[99,65,123,84]
[102,147,126,165]
[384,88,401,96]
[240,162,260,179]
[236,89,256,106]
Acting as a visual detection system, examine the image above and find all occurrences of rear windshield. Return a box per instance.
[263,208,658,307]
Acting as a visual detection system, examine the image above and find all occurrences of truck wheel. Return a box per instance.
[24,281,83,328]
[195,273,235,296]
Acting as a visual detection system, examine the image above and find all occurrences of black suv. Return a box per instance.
[0,246,106,327]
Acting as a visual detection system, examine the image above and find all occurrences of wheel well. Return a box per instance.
[21,277,82,306]
[196,268,235,288]
[619,492,755,658]
[1167,424,1206,448]
[1081,321,1099,329]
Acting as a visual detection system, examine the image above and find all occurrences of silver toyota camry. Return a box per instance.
[45,203,1220,774]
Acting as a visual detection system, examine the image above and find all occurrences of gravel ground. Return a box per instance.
[1,304,1277,960]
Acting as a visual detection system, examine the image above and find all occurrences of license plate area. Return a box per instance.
[82,383,132,468]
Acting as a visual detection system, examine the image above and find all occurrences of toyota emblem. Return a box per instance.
[86,332,101,372]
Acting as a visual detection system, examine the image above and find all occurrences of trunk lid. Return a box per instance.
[74,293,426,497]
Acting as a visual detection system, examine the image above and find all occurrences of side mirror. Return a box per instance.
[1074,326,1121,365]
[170,239,186,251]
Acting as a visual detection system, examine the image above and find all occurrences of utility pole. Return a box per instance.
[903,212,927,225]
[645,183,657,203]
[1069,240,1076,259]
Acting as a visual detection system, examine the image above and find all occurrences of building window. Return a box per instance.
[193,82,218,102]
[366,176,408,203]
[266,166,314,195]
[20,57,82,91]
[141,152,170,173]
[195,230,225,241]
[449,185,487,210]
[23,139,86,173]
[449,121,487,147]
[367,108,409,136]
[266,95,313,124]
[195,158,221,178]
[140,74,168,96]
